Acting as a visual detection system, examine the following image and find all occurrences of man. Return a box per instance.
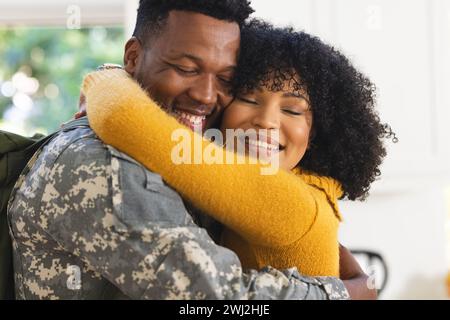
[7,0,354,299]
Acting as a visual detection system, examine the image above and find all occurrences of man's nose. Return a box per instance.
[251,105,281,129]
[187,74,218,110]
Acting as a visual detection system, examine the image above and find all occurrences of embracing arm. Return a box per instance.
[83,69,318,248]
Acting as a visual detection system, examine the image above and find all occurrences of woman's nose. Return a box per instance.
[251,105,281,129]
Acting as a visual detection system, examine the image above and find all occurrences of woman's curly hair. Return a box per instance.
[233,20,396,201]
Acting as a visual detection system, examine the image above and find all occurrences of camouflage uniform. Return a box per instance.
[7,118,349,300]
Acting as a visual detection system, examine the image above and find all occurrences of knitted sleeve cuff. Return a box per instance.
[81,68,131,97]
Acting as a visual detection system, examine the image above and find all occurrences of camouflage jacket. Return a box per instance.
[7,118,349,300]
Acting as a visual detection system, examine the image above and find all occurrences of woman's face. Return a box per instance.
[220,80,313,171]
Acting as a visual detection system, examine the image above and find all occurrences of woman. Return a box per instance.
[82,21,394,281]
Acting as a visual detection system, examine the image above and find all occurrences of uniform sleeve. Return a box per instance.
[83,69,318,248]
[40,135,348,300]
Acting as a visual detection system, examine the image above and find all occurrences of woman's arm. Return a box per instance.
[83,69,319,248]
[340,244,378,300]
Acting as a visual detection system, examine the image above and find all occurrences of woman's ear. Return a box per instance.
[123,37,142,76]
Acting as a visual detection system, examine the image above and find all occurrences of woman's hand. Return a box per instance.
[340,244,378,300]
[74,92,87,119]
[75,64,124,120]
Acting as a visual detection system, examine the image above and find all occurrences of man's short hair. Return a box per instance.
[132,0,254,45]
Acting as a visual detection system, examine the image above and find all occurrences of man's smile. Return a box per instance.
[170,108,208,131]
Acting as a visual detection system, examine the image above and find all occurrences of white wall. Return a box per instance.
[252,0,450,299]
[124,0,139,39]
[0,0,125,26]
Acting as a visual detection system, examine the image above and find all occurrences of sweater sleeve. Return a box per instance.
[83,69,318,248]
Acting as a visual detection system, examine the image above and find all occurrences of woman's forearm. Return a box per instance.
[340,244,378,300]
[343,276,378,300]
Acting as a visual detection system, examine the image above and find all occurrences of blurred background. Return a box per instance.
[1,0,449,299]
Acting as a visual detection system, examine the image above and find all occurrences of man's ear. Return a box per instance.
[123,37,142,76]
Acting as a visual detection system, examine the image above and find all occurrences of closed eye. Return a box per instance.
[238,96,258,105]
[170,63,198,75]
[282,109,304,116]
[218,77,232,85]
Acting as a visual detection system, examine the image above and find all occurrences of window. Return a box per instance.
[0,26,124,135]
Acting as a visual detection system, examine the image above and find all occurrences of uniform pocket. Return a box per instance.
[110,148,191,227]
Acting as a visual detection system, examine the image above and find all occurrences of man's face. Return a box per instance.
[124,10,241,131]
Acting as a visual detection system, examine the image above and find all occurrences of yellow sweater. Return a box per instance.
[82,69,343,277]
